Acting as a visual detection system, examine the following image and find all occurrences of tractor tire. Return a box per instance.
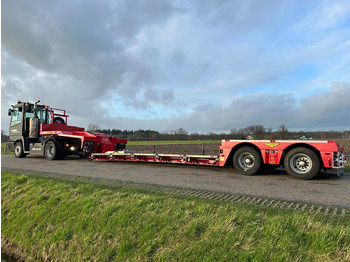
[284,147,320,180]
[233,147,261,175]
[45,141,63,160]
[14,142,27,158]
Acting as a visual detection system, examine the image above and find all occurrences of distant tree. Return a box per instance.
[173,128,188,140]
[1,129,9,142]
[175,128,188,135]
[244,125,266,139]
[92,125,350,141]
[87,123,100,132]
[266,127,273,134]
[129,129,144,140]
[230,128,237,135]
[275,125,289,139]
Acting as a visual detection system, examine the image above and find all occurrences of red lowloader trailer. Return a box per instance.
[7,101,346,180]
[92,139,346,180]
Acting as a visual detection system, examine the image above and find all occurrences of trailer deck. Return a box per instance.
[91,151,220,166]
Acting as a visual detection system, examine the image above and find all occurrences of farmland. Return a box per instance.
[127,142,220,155]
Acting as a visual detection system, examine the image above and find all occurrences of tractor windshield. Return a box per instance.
[25,105,48,123]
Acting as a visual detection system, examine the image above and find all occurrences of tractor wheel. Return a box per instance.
[284,147,320,180]
[233,147,261,175]
[14,142,27,158]
[45,141,63,160]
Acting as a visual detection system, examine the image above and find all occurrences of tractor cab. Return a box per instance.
[8,100,49,142]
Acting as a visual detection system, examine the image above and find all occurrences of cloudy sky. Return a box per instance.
[2,0,350,133]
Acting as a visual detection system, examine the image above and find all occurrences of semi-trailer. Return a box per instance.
[7,100,346,180]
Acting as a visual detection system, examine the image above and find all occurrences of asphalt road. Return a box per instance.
[2,154,350,208]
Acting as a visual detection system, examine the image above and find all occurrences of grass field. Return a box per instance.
[2,171,350,261]
[1,142,11,154]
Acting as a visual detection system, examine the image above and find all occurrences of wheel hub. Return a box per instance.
[245,158,252,165]
[290,154,312,174]
[238,153,255,170]
[298,161,305,167]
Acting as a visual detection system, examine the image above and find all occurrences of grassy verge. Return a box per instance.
[345,164,350,172]
[2,171,350,261]
[127,140,221,145]
[2,142,11,154]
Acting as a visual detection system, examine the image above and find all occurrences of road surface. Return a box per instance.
[2,154,349,208]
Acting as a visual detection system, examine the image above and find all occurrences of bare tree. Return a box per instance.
[173,128,188,140]
[87,123,100,132]
[244,125,266,139]
[275,125,289,140]
[1,129,9,143]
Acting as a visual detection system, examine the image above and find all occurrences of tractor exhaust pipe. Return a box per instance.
[33,100,40,118]
[29,100,40,139]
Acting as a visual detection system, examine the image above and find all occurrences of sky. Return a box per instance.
[2,0,350,134]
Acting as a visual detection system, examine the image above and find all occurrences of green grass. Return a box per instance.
[345,164,350,172]
[2,171,350,261]
[1,142,11,154]
[127,140,221,145]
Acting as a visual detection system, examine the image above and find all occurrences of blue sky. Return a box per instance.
[2,0,350,133]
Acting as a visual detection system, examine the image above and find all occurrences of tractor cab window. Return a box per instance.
[37,107,48,123]
[11,107,23,126]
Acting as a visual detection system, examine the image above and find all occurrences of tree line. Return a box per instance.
[87,124,350,141]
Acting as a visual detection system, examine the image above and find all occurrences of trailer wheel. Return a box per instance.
[14,142,27,158]
[233,147,261,175]
[45,141,63,160]
[284,147,320,180]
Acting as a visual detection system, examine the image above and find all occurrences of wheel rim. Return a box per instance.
[46,144,54,157]
[290,153,312,174]
[15,145,21,156]
[237,152,255,170]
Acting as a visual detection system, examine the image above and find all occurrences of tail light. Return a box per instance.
[333,152,344,168]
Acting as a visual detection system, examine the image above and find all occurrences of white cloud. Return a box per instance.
[91,82,350,133]
[2,0,350,133]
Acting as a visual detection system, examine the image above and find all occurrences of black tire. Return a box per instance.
[53,117,65,123]
[45,141,63,160]
[233,147,261,175]
[284,147,320,180]
[14,142,27,158]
